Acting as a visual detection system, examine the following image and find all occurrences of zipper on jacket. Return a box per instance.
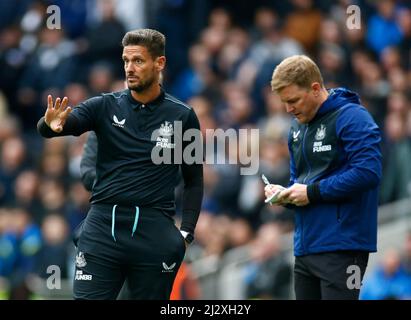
[302,125,312,184]
[300,125,311,254]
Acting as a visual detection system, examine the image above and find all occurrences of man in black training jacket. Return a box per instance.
[37,29,203,300]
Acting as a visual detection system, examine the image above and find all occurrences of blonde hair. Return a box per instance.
[271,55,324,93]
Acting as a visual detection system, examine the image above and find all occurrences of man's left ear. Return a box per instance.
[156,56,166,71]
[311,82,321,97]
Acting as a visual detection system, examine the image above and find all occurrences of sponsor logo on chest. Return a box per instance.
[313,124,332,153]
[156,121,175,149]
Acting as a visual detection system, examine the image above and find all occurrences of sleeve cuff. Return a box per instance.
[37,117,57,137]
[307,182,323,204]
[180,225,195,235]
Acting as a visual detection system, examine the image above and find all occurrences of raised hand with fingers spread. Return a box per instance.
[45,95,72,133]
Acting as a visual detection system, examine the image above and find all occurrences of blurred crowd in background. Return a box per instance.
[1,0,411,300]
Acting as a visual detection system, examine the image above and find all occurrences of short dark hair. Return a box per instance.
[122,29,165,58]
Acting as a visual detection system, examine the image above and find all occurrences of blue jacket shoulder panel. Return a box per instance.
[319,103,382,201]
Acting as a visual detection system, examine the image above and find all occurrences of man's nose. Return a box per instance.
[125,63,135,73]
[285,103,294,113]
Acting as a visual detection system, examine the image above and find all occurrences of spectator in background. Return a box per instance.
[243,223,292,299]
[186,95,216,136]
[18,25,77,92]
[380,98,411,203]
[219,82,253,129]
[0,26,27,107]
[236,7,303,99]
[35,214,70,280]
[81,0,126,78]
[360,248,411,300]
[12,170,43,224]
[0,0,31,30]
[39,151,68,181]
[283,0,322,55]
[8,208,41,300]
[387,67,409,93]
[0,136,28,205]
[171,43,215,102]
[87,63,116,97]
[0,114,20,144]
[63,83,89,108]
[52,0,88,39]
[357,60,390,127]
[397,7,411,69]
[226,218,254,250]
[114,0,146,31]
[16,25,77,128]
[366,0,403,56]
[318,43,347,87]
[216,27,250,82]
[402,231,411,275]
[381,46,402,74]
[66,181,90,235]
[38,179,67,219]
[0,209,18,279]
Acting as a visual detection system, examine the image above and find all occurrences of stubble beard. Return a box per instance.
[128,72,157,93]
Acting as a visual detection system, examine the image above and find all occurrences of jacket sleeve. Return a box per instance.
[80,131,98,191]
[307,105,382,203]
[37,96,102,138]
[180,109,204,235]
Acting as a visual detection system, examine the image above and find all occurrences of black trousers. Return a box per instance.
[294,250,369,300]
[73,204,186,300]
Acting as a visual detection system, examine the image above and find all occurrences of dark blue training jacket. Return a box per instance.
[288,88,382,256]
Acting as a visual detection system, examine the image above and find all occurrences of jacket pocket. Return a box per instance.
[174,224,187,253]
[73,219,86,247]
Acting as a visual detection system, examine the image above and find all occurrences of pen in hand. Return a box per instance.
[261,174,286,205]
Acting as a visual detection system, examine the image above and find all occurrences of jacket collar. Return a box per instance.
[127,87,165,111]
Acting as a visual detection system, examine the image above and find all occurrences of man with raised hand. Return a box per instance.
[38,29,203,300]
